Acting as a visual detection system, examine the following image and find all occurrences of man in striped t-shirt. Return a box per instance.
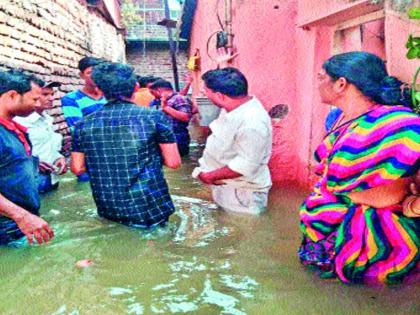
[61,57,107,131]
[61,56,106,181]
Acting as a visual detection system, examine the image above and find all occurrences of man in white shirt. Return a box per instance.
[192,68,272,214]
[15,81,67,193]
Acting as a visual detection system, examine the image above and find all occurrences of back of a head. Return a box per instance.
[138,76,161,88]
[149,79,173,91]
[0,69,41,96]
[78,56,105,72]
[92,62,137,100]
[27,73,45,89]
[323,51,410,107]
[202,67,248,97]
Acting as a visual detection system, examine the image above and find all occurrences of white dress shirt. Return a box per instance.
[14,112,63,184]
[193,96,272,192]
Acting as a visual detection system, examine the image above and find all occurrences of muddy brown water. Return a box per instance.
[0,137,419,314]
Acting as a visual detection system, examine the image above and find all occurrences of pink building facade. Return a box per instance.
[188,0,420,188]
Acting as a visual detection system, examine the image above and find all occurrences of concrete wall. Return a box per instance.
[295,0,420,186]
[189,0,299,184]
[0,0,126,151]
[189,0,420,187]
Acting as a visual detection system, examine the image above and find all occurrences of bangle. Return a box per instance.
[409,197,420,215]
[403,195,420,217]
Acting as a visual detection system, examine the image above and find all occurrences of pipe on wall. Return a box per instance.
[225,0,233,48]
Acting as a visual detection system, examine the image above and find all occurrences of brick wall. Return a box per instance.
[126,0,168,40]
[0,0,126,152]
[127,42,189,87]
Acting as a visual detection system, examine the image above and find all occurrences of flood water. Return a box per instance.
[1,140,419,314]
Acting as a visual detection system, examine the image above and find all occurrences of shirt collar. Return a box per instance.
[224,96,256,119]
[0,116,28,133]
[25,112,43,123]
[0,116,31,155]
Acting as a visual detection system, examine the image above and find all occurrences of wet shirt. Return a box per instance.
[0,120,40,243]
[193,97,272,191]
[165,93,192,146]
[72,101,176,226]
[61,90,107,131]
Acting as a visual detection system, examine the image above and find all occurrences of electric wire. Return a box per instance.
[205,0,227,63]
[216,0,225,31]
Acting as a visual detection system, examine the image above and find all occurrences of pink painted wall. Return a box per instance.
[189,0,300,184]
[189,0,420,187]
[362,20,386,59]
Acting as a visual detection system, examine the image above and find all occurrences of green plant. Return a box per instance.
[408,7,420,19]
[121,1,143,28]
[406,6,420,112]
[406,34,420,59]
[412,66,420,112]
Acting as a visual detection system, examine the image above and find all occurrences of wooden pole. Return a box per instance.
[163,0,180,91]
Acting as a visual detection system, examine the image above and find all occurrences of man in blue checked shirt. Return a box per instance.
[61,56,107,182]
[70,62,181,229]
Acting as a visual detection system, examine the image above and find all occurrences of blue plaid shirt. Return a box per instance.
[0,124,40,244]
[72,100,177,226]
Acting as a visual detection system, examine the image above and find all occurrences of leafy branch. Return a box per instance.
[406,6,420,112]
[406,34,420,59]
[121,1,143,28]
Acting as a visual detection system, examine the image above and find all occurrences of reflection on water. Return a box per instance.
[0,140,419,315]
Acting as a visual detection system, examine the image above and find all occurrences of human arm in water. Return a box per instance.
[70,152,86,176]
[0,193,54,245]
[159,143,181,169]
[198,166,242,185]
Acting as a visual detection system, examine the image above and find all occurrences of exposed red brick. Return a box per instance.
[0,0,126,155]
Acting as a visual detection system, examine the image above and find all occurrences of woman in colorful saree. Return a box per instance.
[299,51,420,284]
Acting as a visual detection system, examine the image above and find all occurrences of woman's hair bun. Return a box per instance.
[379,76,405,105]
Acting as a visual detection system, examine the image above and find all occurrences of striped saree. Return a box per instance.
[299,105,420,284]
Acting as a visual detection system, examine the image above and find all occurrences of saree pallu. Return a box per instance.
[299,105,420,284]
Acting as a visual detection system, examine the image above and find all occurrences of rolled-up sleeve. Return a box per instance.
[227,126,271,178]
[155,111,176,143]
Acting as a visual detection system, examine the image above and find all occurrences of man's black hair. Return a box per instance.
[27,74,45,88]
[202,67,248,97]
[137,75,161,88]
[78,56,105,72]
[92,62,137,100]
[149,79,173,90]
[0,69,43,96]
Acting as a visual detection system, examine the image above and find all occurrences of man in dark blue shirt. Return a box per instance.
[0,70,54,245]
[70,62,181,228]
